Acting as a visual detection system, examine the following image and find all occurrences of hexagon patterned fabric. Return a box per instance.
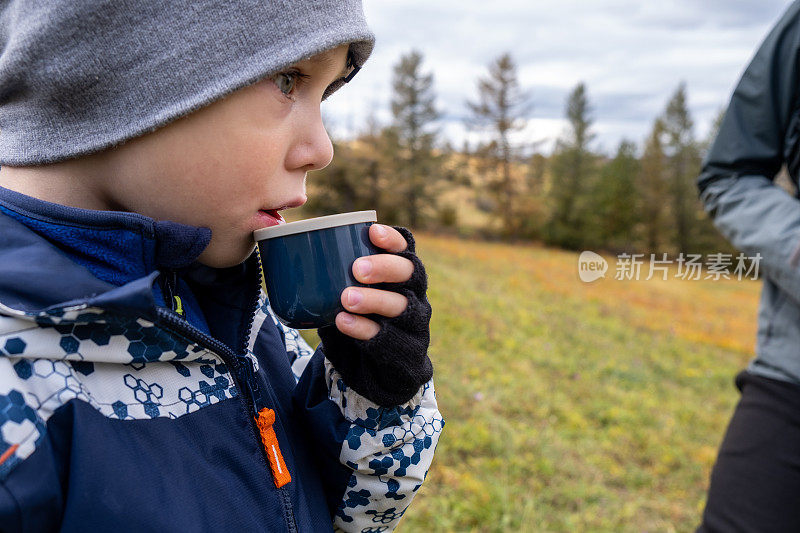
[0,296,443,532]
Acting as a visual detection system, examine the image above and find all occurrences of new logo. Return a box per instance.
[578,251,607,282]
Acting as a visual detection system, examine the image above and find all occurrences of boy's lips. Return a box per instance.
[255,196,306,229]
[257,209,286,228]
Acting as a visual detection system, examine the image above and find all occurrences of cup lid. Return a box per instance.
[253,210,377,240]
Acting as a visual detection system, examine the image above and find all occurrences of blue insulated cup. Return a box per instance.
[253,211,379,329]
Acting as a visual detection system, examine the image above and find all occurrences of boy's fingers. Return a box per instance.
[341,286,408,317]
[369,224,408,253]
[352,254,414,284]
[335,312,380,340]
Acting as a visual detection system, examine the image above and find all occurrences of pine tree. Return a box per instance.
[391,50,439,229]
[594,140,640,251]
[466,52,531,236]
[545,82,597,249]
[639,119,668,253]
[661,82,701,254]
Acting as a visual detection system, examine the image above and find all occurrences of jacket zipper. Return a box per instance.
[154,309,299,533]
[159,269,185,317]
[154,253,298,532]
[155,266,261,416]
[154,307,259,414]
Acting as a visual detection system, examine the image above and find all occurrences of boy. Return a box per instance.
[0,1,442,532]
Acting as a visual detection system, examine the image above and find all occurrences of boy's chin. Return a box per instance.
[196,242,255,269]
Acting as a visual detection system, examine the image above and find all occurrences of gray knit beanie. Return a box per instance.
[0,0,374,166]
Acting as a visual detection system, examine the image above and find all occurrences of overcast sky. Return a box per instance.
[324,0,795,155]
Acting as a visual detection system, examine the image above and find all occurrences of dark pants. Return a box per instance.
[698,371,800,532]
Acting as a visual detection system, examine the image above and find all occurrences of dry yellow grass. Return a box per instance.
[395,233,759,532]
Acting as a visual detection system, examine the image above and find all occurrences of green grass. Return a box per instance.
[303,233,758,532]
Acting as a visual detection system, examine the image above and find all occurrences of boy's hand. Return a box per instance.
[335,224,414,340]
[317,225,433,407]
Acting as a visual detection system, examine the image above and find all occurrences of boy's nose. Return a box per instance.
[285,111,334,172]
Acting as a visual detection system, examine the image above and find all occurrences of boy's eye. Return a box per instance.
[271,69,309,99]
[273,72,297,96]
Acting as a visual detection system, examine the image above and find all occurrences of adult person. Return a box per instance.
[698,1,800,530]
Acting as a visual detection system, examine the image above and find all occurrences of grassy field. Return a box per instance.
[304,233,760,532]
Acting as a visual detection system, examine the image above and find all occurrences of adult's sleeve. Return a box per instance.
[698,1,800,305]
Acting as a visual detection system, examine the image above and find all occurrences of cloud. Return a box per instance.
[324,0,794,154]
[633,0,791,30]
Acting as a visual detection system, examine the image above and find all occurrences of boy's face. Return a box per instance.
[104,45,351,268]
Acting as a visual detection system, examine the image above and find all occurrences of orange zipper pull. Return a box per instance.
[0,443,18,466]
[255,408,291,488]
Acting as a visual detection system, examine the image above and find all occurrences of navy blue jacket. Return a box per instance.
[0,187,443,532]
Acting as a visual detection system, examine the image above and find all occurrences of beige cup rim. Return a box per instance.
[253,210,377,240]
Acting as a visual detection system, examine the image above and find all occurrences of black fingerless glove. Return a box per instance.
[317,226,434,407]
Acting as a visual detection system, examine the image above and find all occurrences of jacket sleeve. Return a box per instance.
[698,1,800,305]
[279,319,443,533]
